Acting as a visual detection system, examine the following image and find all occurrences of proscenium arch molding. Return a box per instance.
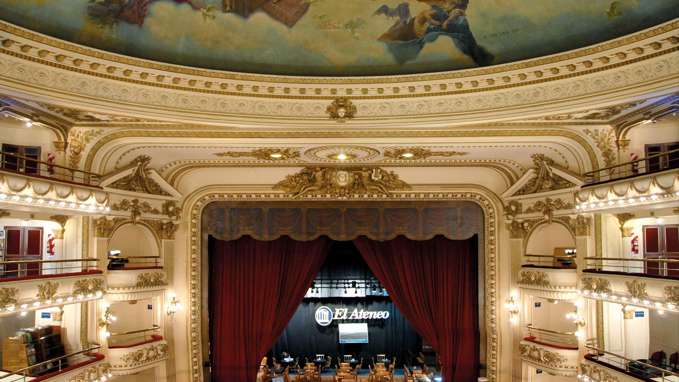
[183,187,504,382]
[82,128,601,175]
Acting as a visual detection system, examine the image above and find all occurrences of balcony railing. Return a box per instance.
[523,254,577,269]
[583,148,679,186]
[585,257,679,279]
[585,344,679,381]
[525,325,578,349]
[0,258,100,282]
[0,151,101,187]
[107,256,162,270]
[0,345,104,381]
[108,325,162,348]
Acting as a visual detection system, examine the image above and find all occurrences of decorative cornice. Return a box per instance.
[524,198,574,220]
[214,148,301,161]
[36,281,60,301]
[111,199,160,222]
[108,155,170,196]
[518,270,551,288]
[72,278,105,296]
[273,167,411,198]
[541,101,643,121]
[580,363,620,382]
[516,154,576,195]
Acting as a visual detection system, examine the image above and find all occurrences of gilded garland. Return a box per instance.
[273,167,411,198]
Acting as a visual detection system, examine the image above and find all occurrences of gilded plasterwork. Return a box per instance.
[214,148,301,161]
[67,128,102,168]
[580,363,620,382]
[581,277,612,294]
[518,271,551,288]
[665,286,679,305]
[516,154,575,195]
[519,343,567,368]
[144,220,179,240]
[584,128,617,168]
[524,198,574,220]
[116,342,169,369]
[72,278,105,296]
[383,147,468,160]
[109,155,170,196]
[111,199,161,222]
[273,167,411,198]
[162,200,182,221]
[0,287,19,308]
[326,98,357,122]
[36,281,60,301]
[542,101,643,121]
[94,217,126,238]
[135,272,167,289]
[35,102,149,123]
[625,280,648,300]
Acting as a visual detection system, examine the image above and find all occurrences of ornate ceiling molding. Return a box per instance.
[0,20,677,122]
[214,148,301,161]
[383,147,468,160]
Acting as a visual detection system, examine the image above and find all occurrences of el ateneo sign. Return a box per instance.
[315,306,390,326]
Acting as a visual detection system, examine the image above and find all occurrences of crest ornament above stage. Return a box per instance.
[326,98,357,122]
[273,167,411,198]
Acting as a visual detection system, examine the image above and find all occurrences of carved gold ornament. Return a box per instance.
[117,342,169,368]
[615,213,635,237]
[518,271,551,288]
[135,272,167,288]
[504,201,523,220]
[36,281,60,301]
[519,343,567,368]
[143,219,178,240]
[0,209,9,218]
[543,101,643,121]
[584,128,617,168]
[581,277,612,294]
[109,155,170,196]
[162,200,182,221]
[0,287,19,308]
[625,280,648,300]
[580,363,620,382]
[67,128,101,168]
[214,148,301,161]
[383,147,468,160]
[326,98,356,122]
[665,286,679,305]
[94,217,125,238]
[524,198,574,220]
[72,278,105,297]
[67,362,112,382]
[516,154,575,195]
[111,199,160,222]
[273,167,411,198]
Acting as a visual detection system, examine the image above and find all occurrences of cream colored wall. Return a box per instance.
[529,298,577,333]
[0,118,59,161]
[523,364,574,382]
[525,223,575,256]
[649,311,679,356]
[109,298,157,334]
[114,367,157,382]
[626,116,679,160]
[108,224,159,258]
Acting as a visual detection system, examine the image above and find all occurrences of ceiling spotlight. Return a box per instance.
[24,120,33,128]
[401,152,414,159]
[269,153,283,159]
[336,152,348,161]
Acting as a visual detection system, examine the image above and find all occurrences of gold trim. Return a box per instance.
[214,148,301,161]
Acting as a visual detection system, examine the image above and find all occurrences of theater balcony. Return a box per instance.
[0,149,110,215]
[0,345,111,382]
[107,327,168,377]
[518,263,579,300]
[576,149,679,214]
[520,331,579,377]
[581,342,679,382]
[0,270,105,318]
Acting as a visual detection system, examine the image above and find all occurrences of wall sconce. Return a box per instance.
[99,304,117,338]
[566,299,586,338]
[167,294,181,316]
[504,296,520,325]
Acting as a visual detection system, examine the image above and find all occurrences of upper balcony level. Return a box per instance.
[0,150,109,215]
[582,342,679,382]
[577,149,679,213]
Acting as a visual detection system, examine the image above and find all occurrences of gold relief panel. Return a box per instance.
[665,286,679,305]
[581,277,612,294]
[117,342,169,368]
[518,270,551,288]
[524,198,574,220]
[214,148,301,161]
[516,154,575,196]
[94,217,126,238]
[0,287,19,308]
[519,343,567,368]
[135,272,167,289]
[111,199,160,222]
[162,200,182,221]
[72,278,105,296]
[625,280,648,300]
[36,281,60,301]
[326,98,356,122]
[108,155,170,196]
[383,147,468,161]
[580,363,620,382]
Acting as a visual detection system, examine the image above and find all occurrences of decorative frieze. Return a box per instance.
[326,98,356,122]
[214,148,301,161]
[382,147,468,160]
[520,343,567,368]
[0,287,19,308]
[580,363,620,382]
[518,271,551,288]
[109,155,170,196]
[135,272,167,289]
[516,154,576,195]
[665,286,679,305]
[625,280,648,300]
[524,198,574,220]
[72,278,105,296]
[94,217,125,238]
[111,199,160,222]
[117,342,169,369]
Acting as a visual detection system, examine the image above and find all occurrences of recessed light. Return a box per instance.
[336,153,348,161]
[269,153,283,159]
[401,152,414,159]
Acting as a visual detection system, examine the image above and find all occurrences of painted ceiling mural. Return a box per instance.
[0,0,677,76]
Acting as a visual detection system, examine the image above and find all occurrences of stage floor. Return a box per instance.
[261,369,439,382]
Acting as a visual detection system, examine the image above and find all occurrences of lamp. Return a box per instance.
[504,295,520,325]
[167,294,181,316]
[99,304,117,338]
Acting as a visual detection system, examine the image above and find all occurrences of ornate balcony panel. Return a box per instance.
[0,169,110,215]
[0,274,105,317]
[577,167,679,213]
[520,341,579,377]
[108,340,168,376]
[518,268,578,300]
[106,269,167,299]
[579,272,679,313]
[579,359,644,382]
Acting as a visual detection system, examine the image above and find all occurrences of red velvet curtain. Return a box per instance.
[208,235,330,382]
[353,235,479,382]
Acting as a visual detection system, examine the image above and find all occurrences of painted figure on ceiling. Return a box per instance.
[87,0,309,28]
[375,0,493,66]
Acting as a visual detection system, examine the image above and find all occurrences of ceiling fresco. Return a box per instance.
[0,0,677,76]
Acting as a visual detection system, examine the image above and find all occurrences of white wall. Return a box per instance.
[108,224,159,258]
[649,310,679,356]
[0,118,59,161]
[625,115,679,160]
[525,223,575,256]
[529,297,577,333]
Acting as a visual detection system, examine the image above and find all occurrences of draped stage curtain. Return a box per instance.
[353,235,479,382]
[208,235,330,382]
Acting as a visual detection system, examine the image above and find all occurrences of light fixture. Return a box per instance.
[504,295,520,325]
[336,152,348,161]
[167,293,181,316]
[400,152,414,159]
[24,120,33,128]
[99,304,116,338]
[269,152,283,159]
